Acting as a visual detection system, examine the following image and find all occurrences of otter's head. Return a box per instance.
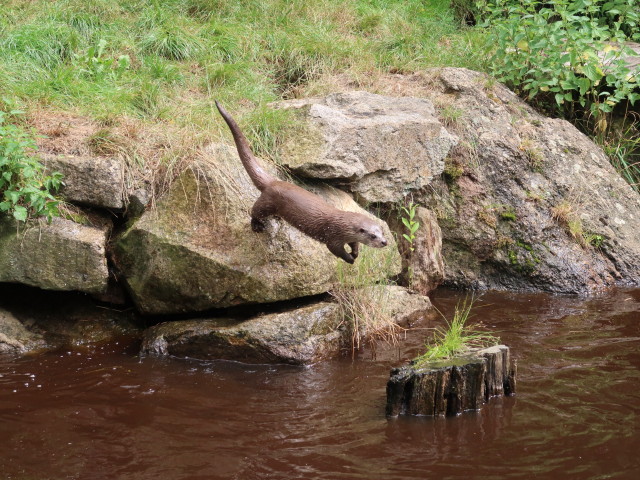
[355,220,388,248]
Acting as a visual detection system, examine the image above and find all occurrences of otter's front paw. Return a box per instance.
[251,218,266,232]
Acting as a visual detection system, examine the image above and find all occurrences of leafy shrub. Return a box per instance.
[0,110,62,222]
[481,0,639,118]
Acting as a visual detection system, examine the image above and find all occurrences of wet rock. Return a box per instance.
[0,286,141,353]
[378,285,433,325]
[278,91,458,204]
[141,286,432,364]
[386,207,445,294]
[0,217,109,295]
[341,285,433,335]
[0,307,45,354]
[42,153,125,209]
[386,345,516,417]
[141,302,344,364]
[115,143,400,315]
[414,67,640,293]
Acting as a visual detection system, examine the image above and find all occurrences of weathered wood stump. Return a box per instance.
[386,345,516,417]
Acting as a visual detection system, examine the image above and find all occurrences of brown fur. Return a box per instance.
[216,101,388,263]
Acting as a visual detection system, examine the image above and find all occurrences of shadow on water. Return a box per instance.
[1,288,639,479]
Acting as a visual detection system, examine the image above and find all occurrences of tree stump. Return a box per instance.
[386,345,516,417]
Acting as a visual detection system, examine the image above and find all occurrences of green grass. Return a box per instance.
[414,297,499,365]
[0,0,488,159]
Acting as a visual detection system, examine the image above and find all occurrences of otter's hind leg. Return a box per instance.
[250,194,275,232]
[327,242,355,264]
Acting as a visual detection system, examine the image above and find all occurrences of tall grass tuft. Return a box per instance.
[414,297,498,365]
[1,23,79,69]
[139,27,202,61]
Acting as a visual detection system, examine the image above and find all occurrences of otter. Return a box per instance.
[215,101,388,263]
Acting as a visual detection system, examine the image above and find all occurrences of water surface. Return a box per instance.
[1,289,639,479]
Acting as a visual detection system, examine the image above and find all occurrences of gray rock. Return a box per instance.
[127,187,152,218]
[42,153,125,209]
[0,307,45,354]
[0,217,109,295]
[141,286,432,364]
[278,91,458,203]
[416,67,640,293]
[141,302,344,365]
[114,143,401,315]
[380,285,433,324]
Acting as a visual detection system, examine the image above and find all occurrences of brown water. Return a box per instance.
[1,289,639,480]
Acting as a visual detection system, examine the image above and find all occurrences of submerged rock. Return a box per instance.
[141,302,344,364]
[0,217,109,295]
[411,67,640,293]
[0,286,140,355]
[386,345,516,417]
[115,143,400,315]
[278,91,458,204]
[0,308,46,354]
[141,286,432,364]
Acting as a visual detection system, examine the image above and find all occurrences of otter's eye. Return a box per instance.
[359,228,366,233]
[370,233,377,239]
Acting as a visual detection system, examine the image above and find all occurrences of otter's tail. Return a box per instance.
[215,101,275,192]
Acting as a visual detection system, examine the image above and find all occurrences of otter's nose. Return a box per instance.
[381,239,388,247]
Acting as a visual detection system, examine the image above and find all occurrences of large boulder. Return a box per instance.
[410,68,640,293]
[0,217,109,295]
[141,286,431,364]
[42,153,125,210]
[114,143,401,315]
[278,91,458,204]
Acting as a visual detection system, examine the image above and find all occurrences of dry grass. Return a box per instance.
[330,243,401,355]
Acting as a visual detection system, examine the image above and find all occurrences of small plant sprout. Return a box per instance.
[414,297,499,366]
[401,201,420,252]
[74,39,130,79]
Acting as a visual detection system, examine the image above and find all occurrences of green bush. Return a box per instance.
[481,0,639,118]
[0,109,62,222]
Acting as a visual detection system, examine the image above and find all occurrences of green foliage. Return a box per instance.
[481,0,640,118]
[401,201,420,252]
[414,297,499,364]
[600,113,640,193]
[0,110,62,222]
[73,39,130,80]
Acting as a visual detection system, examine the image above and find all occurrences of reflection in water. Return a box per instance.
[1,289,639,479]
